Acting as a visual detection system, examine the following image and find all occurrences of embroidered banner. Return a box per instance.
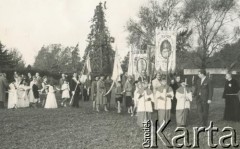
[155,30,176,73]
[132,52,148,80]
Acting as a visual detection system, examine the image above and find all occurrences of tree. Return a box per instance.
[121,52,129,72]
[8,48,25,69]
[33,44,82,73]
[71,44,81,71]
[210,39,240,69]
[0,41,15,70]
[84,2,115,75]
[126,0,192,68]
[182,0,240,68]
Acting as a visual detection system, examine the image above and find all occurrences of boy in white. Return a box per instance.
[155,76,173,124]
[135,81,154,127]
[175,81,192,126]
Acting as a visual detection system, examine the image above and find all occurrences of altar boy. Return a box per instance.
[175,81,192,126]
[154,75,173,124]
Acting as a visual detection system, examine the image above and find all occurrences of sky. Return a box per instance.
[0,0,149,65]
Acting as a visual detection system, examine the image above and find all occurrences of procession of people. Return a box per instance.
[0,68,240,128]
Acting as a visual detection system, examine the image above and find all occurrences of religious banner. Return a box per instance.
[132,53,148,80]
[155,30,177,73]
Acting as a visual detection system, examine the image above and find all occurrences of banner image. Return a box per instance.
[155,30,176,73]
[132,53,148,80]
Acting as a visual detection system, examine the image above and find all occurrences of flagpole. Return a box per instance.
[104,46,123,96]
[131,46,133,77]
[104,80,115,96]
[69,53,89,105]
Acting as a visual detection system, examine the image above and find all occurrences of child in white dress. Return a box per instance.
[8,81,18,109]
[61,80,70,107]
[44,83,58,109]
[17,79,31,108]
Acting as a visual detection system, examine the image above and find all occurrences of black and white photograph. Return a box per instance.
[1,0,240,148]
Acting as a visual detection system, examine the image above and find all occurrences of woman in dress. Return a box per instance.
[8,77,18,109]
[222,73,240,121]
[61,79,70,107]
[16,76,24,108]
[96,75,108,112]
[17,78,30,108]
[44,81,58,109]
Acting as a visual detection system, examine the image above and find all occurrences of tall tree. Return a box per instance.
[8,48,25,69]
[84,2,115,75]
[182,0,240,68]
[71,44,81,71]
[0,41,14,70]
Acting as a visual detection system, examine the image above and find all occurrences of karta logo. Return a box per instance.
[142,120,239,148]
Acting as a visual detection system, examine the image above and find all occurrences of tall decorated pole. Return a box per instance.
[155,28,177,121]
[155,29,177,80]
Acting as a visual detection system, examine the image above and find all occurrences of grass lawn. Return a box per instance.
[0,88,240,149]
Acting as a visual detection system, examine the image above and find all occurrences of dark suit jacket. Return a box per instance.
[32,84,39,99]
[194,77,213,102]
[70,78,80,93]
[0,76,8,102]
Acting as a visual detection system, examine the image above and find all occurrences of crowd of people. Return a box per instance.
[0,69,240,128]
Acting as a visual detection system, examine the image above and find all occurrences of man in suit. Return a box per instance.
[35,72,42,89]
[194,69,213,126]
[70,73,80,108]
[0,73,8,108]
